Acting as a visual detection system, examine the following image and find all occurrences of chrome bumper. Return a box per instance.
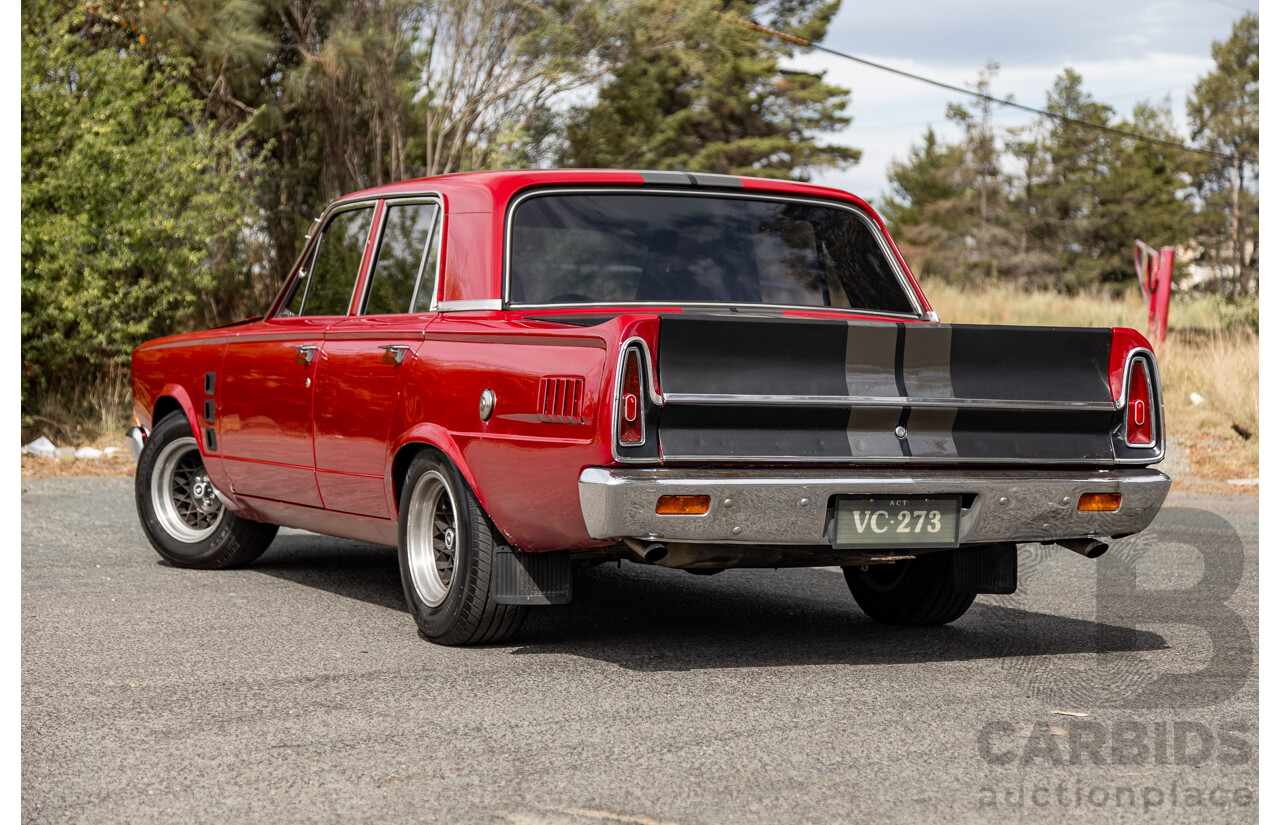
[578,466,1171,546]
[127,426,148,461]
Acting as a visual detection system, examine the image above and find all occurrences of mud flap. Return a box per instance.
[951,543,1018,594]
[493,547,572,605]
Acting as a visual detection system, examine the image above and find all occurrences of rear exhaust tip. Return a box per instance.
[1058,538,1109,559]
[622,538,668,563]
[640,542,668,562]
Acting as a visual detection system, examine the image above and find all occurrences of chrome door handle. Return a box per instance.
[292,344,318,365]
[379,344,411,365]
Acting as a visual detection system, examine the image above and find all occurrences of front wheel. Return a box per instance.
[398,452,527,645]
[135,412,277,568]
[842,551,975,625]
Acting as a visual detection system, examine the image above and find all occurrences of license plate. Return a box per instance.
[832,496,961,549]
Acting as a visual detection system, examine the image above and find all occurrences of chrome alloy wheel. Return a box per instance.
[406,469,459,607]
[149,436,225,543]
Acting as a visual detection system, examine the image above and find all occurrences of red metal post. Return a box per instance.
[1134,241,1157,330]
[1153,246,1173,344]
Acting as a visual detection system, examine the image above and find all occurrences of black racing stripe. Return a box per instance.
[893,323,912,457]
[658,316,849,396]
[660,404,855,458]
[948,325,1112,402]
[688,172,744,188]
[844,322,898,396]
[639,170,691,186]
[951,409,1115,460]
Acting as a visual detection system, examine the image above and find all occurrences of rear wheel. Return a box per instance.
[398,452,527,645]
[135,412,277,569]
[842,551,975,625]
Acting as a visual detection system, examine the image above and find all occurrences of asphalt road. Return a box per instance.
[22,478,1258,824]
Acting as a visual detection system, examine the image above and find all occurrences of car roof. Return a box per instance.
[335,169,876,216]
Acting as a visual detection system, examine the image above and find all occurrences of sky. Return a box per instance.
[791,0,1257,205]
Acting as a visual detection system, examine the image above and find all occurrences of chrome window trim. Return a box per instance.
[437,299,503,312]
[611,337,663,464]
[502,187,926,319]
[417,207,444,313]
[661,393,1117,412]
[1119,348,1165,456]
[277,197,379,319]
[357,195,444,316]
[265,215,323,319]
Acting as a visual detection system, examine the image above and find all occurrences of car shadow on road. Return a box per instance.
[250,534,1167,673]
[251,532,406,612]
[507,563,1168,672]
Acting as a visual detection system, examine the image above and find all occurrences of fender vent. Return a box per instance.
[539,376,585,424]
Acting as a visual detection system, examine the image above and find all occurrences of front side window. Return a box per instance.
[507,192,917,315]
[362,202,440,315]
[281,206,374,317]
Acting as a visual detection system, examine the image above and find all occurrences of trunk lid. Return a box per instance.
[652,315,1148,465]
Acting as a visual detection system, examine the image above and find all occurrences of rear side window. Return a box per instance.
[507,192,916,315]
[282,206,374,317]
[362,202,441,314]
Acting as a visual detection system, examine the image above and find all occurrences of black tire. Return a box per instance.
[135,411,277,569]
[397,452,527,646]
[842,551,975,625]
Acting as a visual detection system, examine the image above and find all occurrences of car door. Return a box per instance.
[219,202,378,507]
[312,198,443,518]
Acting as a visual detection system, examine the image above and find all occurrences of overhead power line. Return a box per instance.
[728,15,1256,165]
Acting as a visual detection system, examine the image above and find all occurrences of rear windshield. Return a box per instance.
[507,192,917,314]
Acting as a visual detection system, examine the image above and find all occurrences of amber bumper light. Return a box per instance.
[656,495,711,515]
[1078,493,1122,512]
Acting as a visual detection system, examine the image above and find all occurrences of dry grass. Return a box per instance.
[21,453,137,478]
[23,374,133,448]
[924,279,1259,492]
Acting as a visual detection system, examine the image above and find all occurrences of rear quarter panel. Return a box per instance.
[391,314,659,551]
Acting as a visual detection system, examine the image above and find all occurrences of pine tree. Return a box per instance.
[1089,99,1195,287]
[558,0,860,180]
[879,127,969,281]
[1186,12,1258,295]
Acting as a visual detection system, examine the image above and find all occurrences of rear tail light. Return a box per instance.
[618,347,645,445]
[1125,358,1155,447]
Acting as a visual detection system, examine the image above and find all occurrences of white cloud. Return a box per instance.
[785,1,1251,202]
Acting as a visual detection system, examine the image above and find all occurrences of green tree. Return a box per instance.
[1089,99,1195,287]
[141,0,423,303]
[22,1,256,414]
[883,66,1198,291]
[878,126,969,281]
[944,61,1006,266]
[1186,11,1258,295]
[145,0,640,301]
[558,0,860,180]
[884,65,1025,283]
[1036,68,1118,290]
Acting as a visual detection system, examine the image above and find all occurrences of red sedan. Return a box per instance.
[130,169,1169,644]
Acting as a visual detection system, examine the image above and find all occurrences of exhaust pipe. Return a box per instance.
[622,538,668,563]
[1058,538,1109,559]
